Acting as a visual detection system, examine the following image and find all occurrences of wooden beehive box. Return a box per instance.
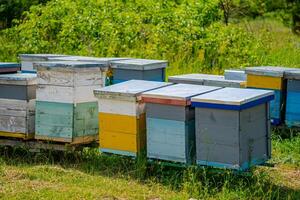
[141,84,221,164]
[48,56,130,86]
[34,61,108,144]
[111,59,168,84]
[19,54,66,72]
[0,62,21,74]
[245,66,297,125]
[284,70,300,127]
[168,74,246,88]
[0,73,36,139]
[94,80,172,157]
[224,69,247,81]
[191,88,274,171]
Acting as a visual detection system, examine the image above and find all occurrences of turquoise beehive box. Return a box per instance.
[191,88,274,171]
[141,84,221,164]
[111,59,168,84]
[34,61,108,144]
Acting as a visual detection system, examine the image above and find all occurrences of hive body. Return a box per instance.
[192,88,274,171]
[168,74,246,88]
[142,84,221,163]
[94,80,172,156]
[34,61,107,143]
[0,73,36,139]
[111,59,167,84]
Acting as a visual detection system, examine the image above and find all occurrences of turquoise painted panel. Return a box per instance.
[147,117,195,163]
[286,91,300,127]
[35,101,73,139]
[74,101,98,137]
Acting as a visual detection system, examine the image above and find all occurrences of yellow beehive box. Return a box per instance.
[94,80,172,156]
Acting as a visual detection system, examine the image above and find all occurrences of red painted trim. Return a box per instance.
[142,97,188,106]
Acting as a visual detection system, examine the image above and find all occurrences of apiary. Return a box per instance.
[191,88,274,171]
[245,66,297,125]
[94,80,172,156]
[0,72,36,139]
[284,70,300,127]
[224,69,247,81]
[168,74,246,88]
[141,84,221,164]
[34,61,108,143]
[0,62,21,74]
[110,59,168,84]
[19,54,66,72]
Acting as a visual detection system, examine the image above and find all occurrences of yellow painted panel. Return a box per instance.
[247,74,282,90]
[100,131,137,152]
[99,112,141,134]
[0,131,33,140]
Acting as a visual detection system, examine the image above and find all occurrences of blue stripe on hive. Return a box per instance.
[146,117,195,164]
[191,95,274,111]
[21,70,36,74]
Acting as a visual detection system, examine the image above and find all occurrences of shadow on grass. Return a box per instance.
[0,146,299,199]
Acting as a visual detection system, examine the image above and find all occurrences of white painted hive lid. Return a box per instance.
[94,80,172,98]
[245,66,299,77]
[48,56,130,64]
[142,84,221,100]
[19,54,66,60]
[111,59,168,70]
[169,74,224,82]
[191,87,274,106]
[284,69,300,79]
[33,61,107,70]
[0,72,37,85]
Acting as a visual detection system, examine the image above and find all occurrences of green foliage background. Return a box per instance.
[0,0,299,75]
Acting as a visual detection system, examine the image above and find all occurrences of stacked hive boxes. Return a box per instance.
[141,84,221,164]
[284,70,300,127]
[245,66,295,125]
[0,62,21,73]
[224,69,247,81]
[34,61,108,143]
[191,88,274,171]
[94,80,172,156]
[168,74,246,88]
[0,73,36,139]
[19,54,66,72]
[111,59,168,84]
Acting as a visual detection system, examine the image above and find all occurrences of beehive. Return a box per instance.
[191,88,274,171]
[0,62,21,74]
[141,84,221,164]
[0,73,36,139]
[94,80,172,156]
[245,66,297,125]
[34,61,108,143]
[111,59,168,84]
[19,54,66,72]
[48,56,130,85]
[168,74,246,88]
[224,69,247,81]
[284,70,300,127]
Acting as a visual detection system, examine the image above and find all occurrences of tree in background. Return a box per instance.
[0,0,49,29]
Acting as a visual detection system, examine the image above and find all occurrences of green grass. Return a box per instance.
[0,133,299,200]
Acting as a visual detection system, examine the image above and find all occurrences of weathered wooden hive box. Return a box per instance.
[19,54,66,72]
[0,72,36,139]
[110,59,168,84]
[191,88,274,171]
[48,56,130,85]
[0,62,21,74]
[224,69,247,81]
[94,80,172,156]
[141,84,221,164]
[284,70,300,127]
[168,74,246,88]
[34,61,108,144]
[245,66,297,125]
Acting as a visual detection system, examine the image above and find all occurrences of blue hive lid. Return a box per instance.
[111,59,168,70]
[191,87,274,110]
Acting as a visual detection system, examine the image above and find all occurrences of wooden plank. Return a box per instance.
[0,115,27,133]
[247,74,283,90]
[98,99,145,116]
